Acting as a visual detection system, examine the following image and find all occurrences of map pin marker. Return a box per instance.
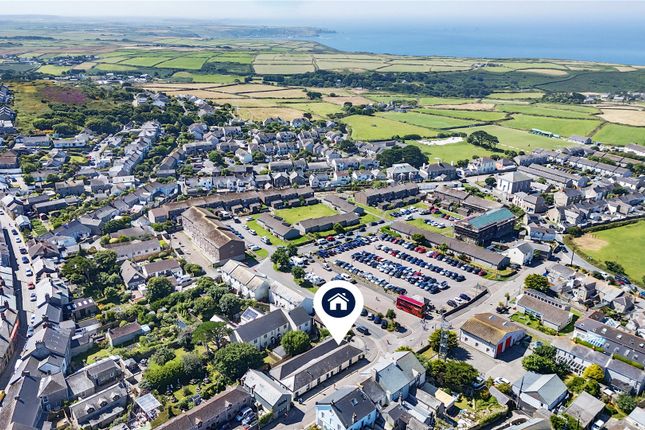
[314,280,364,345]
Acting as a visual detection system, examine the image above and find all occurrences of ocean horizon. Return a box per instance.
[304,22,645,65]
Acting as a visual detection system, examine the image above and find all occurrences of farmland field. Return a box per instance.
[377,111,477,129]
[280,102,343,117]
[466,125,574,151]
[417,108,508,122]
[599,109,645,126]
[407,139,494,163]
[496,103,597,119]
[342,115,437,140]
[236,107,306,121]
[119,56,171,67]
[37,65,71,75]
[155,56,209,70]
[572,221,645,285]
[274,203,338,225]
[171,72,243,83]
[501,114,602,137]
[592,123,645,145]
[487,92,544,100]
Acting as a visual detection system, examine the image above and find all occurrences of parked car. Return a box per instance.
[236,407,254,422]
[356,325,370,335]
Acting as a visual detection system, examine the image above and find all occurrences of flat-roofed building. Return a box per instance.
[454,208,515,245]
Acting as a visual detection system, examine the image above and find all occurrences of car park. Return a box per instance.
[356,325,370,335]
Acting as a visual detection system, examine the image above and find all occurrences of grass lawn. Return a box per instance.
[274,203,337,225]
[407,139,494,163]
[571,221,645,284]
[354,202,394,221]
[246,217,287,247]
[466,125,576,152]
[253,248,269,260]
[407,218,455,237]
[510,312,558,335]
[342,114,437,140]
[501,114,602,137]
[592,123,645,145]
[377,111,477,129]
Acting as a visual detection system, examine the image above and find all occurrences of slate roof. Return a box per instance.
[234,309,289,342]
[513,372,567,407]
[242,369,291,407]
[564,392,605,428]
[317,387,376,429]
[517,294,571,327]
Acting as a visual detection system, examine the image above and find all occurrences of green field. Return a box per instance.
[407,139,494,163]
[274,203,337,225]
[466,125,574,152]
[171,72,242,83]
[572,221,645,285]
[417,108,508,122]
[156,56,209,70]
[377,111,477,129]
[501,114,602,137]
[496,103,597,119]
[37,65,71,75]
[246,217,287,247]
[342,115,437,140]
[487,91,544,100]
[592,123,645,145]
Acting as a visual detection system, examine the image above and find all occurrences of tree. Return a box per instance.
[428,329,458,353]
[192,321,232,353]
[376,145,428,168]
[93,250,118,274]
[617,394,637,413]
[184,263,204,276]
[428,359,479,393]
[281,330,311,355]
[62,255,95,285]
[582,363,605,382]
[151,347,176,365]
[214,342,263,381]
[102,217,132,234]
[484,176,497,188]
[271,247,291,272]
[291,266,305,280]
[411,233,425,244]
[550,414,581,430]
[386,309,397,320]
[522,344,569,377]
[146,276,174,302]
[219,294,243,319]
[565,226,584,237]
[524,274,550,293]
[467,130,499,149]
[605,260,625,275]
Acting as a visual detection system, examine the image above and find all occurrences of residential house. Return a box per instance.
[241,369,292,416]
[107,322,148,347]
[231,307,311,350]
[220,260,270,301]
[512,372,568,411]
[386,163,420,182]
[316,387,378,430]
[110,239,161,262]
[120,260,146,290]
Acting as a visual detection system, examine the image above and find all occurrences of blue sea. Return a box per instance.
[306,23,645,65]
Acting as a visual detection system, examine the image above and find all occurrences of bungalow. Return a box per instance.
[270,339,365,396]
[107,322,148,347]
[517,289,572,332]
[141,259,183,279]
[110,239,162,262]
[256,213,301,240]
[512,372,568,411]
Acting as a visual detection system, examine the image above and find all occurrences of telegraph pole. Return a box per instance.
[438,318,452,360]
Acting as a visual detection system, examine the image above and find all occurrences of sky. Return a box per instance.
[4,1,645,24]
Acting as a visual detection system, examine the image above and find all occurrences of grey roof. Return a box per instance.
[234,309,289,342]
[135,393,162,414]
[316,387,376,428]
[564,392,605,427]
[517,294,571,327]
[513,372,567,406]
[242,369,291,407]
[288,306,311,327]
[270,340,363,392]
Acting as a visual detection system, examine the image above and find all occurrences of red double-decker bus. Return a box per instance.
[396,295,429,318]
